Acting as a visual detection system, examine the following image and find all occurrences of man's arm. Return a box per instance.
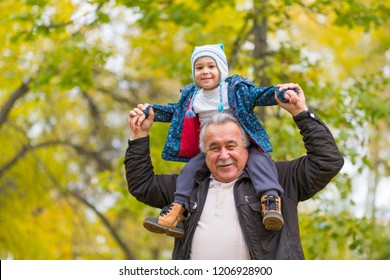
[124,137,177,209]
[125,105,177,208]
[274,84,344,201]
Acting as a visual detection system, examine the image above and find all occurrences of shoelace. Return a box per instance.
[159,204,173,217]
[263,196,279,211]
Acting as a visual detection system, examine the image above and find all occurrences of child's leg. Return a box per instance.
[143,152,205,238]
[174,152,206,208]
[247,145,284,230]
[247,145,283,197]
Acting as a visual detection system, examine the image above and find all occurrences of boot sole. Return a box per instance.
[263,214,284,231]
[143,220,185,238]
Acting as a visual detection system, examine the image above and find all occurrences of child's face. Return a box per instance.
[194,57,220,90]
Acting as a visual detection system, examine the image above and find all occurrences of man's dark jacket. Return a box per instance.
[124,109,344,259]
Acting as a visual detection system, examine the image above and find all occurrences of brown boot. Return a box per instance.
[143,203,186,238]
[261,195,284,230]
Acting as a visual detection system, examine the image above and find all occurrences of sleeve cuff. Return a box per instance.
[293,109,316,122]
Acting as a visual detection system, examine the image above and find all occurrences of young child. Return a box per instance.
[138,44,298,238]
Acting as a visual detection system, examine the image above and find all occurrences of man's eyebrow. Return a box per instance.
[208,140,238,148]
[207,142,219,148]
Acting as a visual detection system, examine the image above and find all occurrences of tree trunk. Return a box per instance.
[253,0,270,123]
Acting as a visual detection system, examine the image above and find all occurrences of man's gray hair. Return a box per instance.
[199,113,250,153]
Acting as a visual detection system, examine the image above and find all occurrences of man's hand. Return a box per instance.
[275,83,308,116]
[128,103,154,140]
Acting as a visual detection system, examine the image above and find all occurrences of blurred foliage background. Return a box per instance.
[0,0,389,260]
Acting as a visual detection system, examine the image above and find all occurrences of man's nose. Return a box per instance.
[219,148,230,159]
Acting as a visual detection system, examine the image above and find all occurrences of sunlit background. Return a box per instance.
[0,0,389,260]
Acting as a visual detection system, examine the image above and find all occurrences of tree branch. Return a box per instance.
[0,80,32,129]
[229,13,252,70]
[0,140,112,178]
[71,190,137,260]
[34,157,137,260]
[0,140,62,177]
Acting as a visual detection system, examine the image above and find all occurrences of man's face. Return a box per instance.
[204,121,249,182]
[194,57,220,90]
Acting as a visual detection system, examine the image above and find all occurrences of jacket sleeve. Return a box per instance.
[146,104,175,122]
[145,84,195,123]
[275,109,344,202]
[252,85,288,106]
[123,136,178,209]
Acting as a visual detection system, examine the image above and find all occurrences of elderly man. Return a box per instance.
[124,84,344,259]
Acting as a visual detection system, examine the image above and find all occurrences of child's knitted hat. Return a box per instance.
[186,44,229,118]
[191,44,229,83]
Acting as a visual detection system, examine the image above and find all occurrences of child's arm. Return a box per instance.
[252,85,298,107]
[141,103,175,123]
[129,103,174,127]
